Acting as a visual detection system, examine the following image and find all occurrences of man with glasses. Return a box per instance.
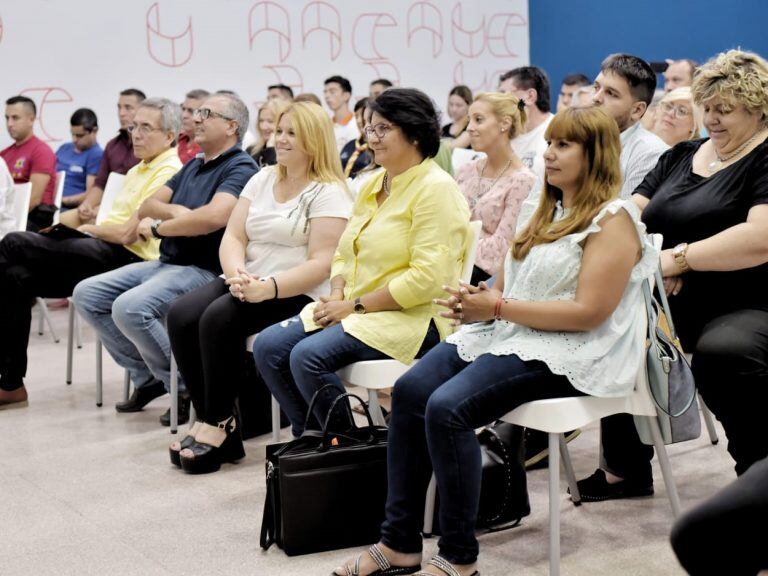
[178,89,209,164]
[72,92,258,425]
[56,108,103,211]
[0,97,182,409]
[60,88,146,228]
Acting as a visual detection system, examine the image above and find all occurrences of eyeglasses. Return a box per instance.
[364,123,396,139]
[127,124,164,136]
[193,107,233,121]
[660,102,692,119]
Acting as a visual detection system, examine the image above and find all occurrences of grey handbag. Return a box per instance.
[634,266,702,445]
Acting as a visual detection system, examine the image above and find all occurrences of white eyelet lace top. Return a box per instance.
[446,198,659,398]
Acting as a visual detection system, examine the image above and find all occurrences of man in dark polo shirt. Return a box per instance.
[72,92,258,425]
[60,88,146,228]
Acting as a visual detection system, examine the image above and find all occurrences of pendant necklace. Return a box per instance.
[708,129,764,172]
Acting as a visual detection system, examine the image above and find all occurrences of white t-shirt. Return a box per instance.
[511,112,553,188]
[334,119,360,153]
[0,157,16,238]
[239,166,353,300]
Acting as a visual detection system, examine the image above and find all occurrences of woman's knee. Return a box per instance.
[166,294,202,338]
[425,385,462,431]
[253,320,294,368]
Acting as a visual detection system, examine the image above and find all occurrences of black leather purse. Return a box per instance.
[260,387,388,556]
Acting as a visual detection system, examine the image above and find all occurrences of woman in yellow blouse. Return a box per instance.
[253,88,470,436]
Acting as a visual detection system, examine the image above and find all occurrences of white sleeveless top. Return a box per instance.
[447,198,659,398]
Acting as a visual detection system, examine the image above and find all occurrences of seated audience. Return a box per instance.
[247,98,289,169]
[347,104,382,197]
[652,87,703,147]
[294,93,322,106]
[178,89,209,164]
[0,97,182,409]
[253,88,470,438]
[56,108,103,210]
[340,97,373,179]
[369,78,393,99]
[1,96,57,231]
[441,85,472,149]
[0,157,15,238]
[456,92,536,284]
[664,59,697,92]
[59,88,146,228]
[267,83,294,101]
[72,93,258,425]
[332,105,657,576]
[580,50,768,500]
[571,84,595,108]
[166,102,352,474]
[641,89,666,131]
[324,75,359,152]
[556,73,591,111]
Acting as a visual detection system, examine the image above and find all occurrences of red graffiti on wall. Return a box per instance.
[487,12,526,58]
[146,2,194,68]
[363,61,401,86]
[407,2,443,58]
[451,3,485,59]
[249,2,291,62]
[0,16,4,44]
[19,87,73,143]
[263,65,304,95]
[301,1,341,61]
[453,62,489,93]
[352,13,397,61]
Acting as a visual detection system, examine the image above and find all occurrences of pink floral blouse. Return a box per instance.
[456,159,538,275]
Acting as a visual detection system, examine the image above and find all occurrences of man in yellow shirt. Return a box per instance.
[0,97,182,409]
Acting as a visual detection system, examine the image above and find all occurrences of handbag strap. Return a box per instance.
[653,264,680,341]
[303,383,346,432]
[321,392,377,448]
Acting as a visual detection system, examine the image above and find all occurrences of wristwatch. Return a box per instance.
[150,219,164,239]
[353,297,366,314]
[672,243,691,273]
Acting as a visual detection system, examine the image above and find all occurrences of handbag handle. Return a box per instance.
[321,391,377,448]
[653,264,680,341]
[303,383,347,432]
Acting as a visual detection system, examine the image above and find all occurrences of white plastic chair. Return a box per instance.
[11,182,32,231]
[451,148,485,174]
[52,170,66,225]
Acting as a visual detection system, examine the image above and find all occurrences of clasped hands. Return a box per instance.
[225,268,276,303]
[312,290,353,328]
[435,280,499,326]
[660,249,684,296]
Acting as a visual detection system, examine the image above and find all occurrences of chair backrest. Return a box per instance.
[96,172,127,225]
[52,170,66,224]
[451,147,485,174]
[460,220,483,284]
[11,182,32,231]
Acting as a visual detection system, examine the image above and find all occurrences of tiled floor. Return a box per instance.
[0,306,735,575]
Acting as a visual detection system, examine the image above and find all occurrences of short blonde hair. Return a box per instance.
[472,92,527,140]
[660,87,703,138]
[691,50,768,123]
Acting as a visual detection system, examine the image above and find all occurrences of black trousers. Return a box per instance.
[601,308,768,481]
[166,277,312,423]
[0,230,140,390]
[26,204,56,232]
[671,455,768,575]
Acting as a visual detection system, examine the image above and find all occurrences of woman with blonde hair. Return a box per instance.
[456,91,537,284]
[247,98,289,168]
[652,87,703,147]
[331,106,658,576]
[166,102,353,474]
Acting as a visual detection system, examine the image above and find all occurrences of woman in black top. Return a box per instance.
[442,85,472,149]
[578,50,768,500]
[339,98,372,179]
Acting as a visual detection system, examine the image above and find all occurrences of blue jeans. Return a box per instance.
[72,260,215,392]
[252,316,439,437]
[380,342,584,565]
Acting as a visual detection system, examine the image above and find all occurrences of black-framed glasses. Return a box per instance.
[127,124,164,136]
[364,123,396,139]
[194,107,233,121]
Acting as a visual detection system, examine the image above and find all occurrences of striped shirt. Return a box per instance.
[619,122,668,198]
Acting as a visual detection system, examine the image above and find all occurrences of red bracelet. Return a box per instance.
[493,298,505,321]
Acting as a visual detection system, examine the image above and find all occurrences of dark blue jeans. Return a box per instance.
[252,316,440,437]
[380,342,584,565]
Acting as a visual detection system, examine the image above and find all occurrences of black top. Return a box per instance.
[441,123,470,148]
[161,145,258,273]
[250,145,277,170]
[339,138,372,179]
[637,139,768,345]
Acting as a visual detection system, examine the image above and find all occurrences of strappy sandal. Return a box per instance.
[414,555,480,576]
[332,543,421,576]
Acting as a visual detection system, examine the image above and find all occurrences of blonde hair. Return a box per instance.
[275,102,347,186]
[251,98,289,154]
[472,92,527,139]
[512,107,621,260]
[691,49,768,123]
[659,87,703,139]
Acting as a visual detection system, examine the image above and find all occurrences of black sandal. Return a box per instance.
[414,556,479,576]
[332,543,421,576]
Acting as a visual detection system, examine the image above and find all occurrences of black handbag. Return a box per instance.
[260,387,388,556]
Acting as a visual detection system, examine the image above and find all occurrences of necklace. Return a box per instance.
[382,172,391,196]
[708,129,764,172]
[478,158,513,194]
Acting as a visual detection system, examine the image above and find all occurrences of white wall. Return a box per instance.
[0,0,529,150]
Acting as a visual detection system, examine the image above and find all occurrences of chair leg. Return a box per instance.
[271,396,281,442]
[646,416,682,518]
[123,370,131,402]
[699,394,719,445]
[559,434,581,506]
[548,432,561,576]
[37,298,60,342]
[170,354,178,434]
[75,307,83,349]
[66,303,75,385]
[367,389,387,427]
[423,474,437,537]
[96,338,103,407]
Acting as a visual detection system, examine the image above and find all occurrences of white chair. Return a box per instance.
[52,170,66,225]
[451,148,485,174]
[11,182,32,231]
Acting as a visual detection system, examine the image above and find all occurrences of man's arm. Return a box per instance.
[80,213,140,245]
[28,173,51,210]
[137,186,191,220]
[152,192,238,237]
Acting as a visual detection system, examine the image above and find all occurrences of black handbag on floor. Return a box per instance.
[260,387,388,556]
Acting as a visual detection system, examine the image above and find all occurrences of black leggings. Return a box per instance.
[166,277,312,423]
[671,455,768,575]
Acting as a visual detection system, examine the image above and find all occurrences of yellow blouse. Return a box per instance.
[300,158,470,364]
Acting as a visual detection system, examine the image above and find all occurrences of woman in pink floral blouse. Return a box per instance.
[456,92,538,284]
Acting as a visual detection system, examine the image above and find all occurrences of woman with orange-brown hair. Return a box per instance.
[332,106,659,576]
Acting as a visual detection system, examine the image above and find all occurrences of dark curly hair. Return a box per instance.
[368,88,441,158]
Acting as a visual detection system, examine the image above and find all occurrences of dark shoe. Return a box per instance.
[179,415,245,474]
[159,395,191,427]
[169,421,201,467]
[115,380,166,413]
[0,385,28,410]
[572,469,654,502]
[524,428,581,470]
